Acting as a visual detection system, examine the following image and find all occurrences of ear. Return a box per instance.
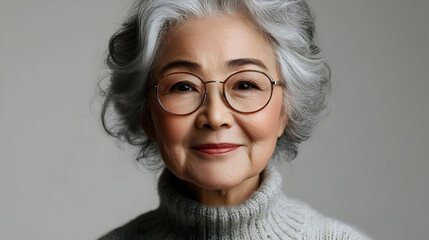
[142,104,157,142]
[277,107,288,137]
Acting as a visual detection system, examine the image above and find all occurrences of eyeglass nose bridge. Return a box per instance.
[200,80,228,107]
[205,80,224,84]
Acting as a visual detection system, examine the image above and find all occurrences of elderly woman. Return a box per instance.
[99,0,369,239]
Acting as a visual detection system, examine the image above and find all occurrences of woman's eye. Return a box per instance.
[170,81,195,92]
[234,81,259,90]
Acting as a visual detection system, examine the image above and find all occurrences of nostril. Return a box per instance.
[202,123,228,129]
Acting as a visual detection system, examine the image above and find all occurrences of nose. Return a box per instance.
[195,82,233,130]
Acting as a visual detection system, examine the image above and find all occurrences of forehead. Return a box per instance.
[155,14,277,75]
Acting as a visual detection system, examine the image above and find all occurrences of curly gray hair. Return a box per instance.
[100,0,331,169]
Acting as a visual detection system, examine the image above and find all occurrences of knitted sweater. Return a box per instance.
[99,165,370,239]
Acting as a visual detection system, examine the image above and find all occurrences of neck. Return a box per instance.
[184,174,261,206]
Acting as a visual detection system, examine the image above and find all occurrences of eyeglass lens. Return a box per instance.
[156,71,274,115]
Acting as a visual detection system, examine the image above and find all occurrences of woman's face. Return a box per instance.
[148,14,287,191]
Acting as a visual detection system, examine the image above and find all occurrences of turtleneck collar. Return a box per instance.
[156,164,295,237]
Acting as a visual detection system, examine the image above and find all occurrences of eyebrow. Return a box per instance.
[226,58,268,70]
[159,60,200,76]
[158,58,268,76]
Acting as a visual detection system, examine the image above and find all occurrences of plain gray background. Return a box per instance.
[1,0,428,239]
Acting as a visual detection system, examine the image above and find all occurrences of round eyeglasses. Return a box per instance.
[152,70,282,115]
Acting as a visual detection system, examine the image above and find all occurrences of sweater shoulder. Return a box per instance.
[300,205,370,239]
[277,195,370,240]
[303,216,371,240]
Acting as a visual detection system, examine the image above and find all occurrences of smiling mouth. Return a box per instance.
[191,143,241,155]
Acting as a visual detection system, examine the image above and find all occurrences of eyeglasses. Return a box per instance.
[152,70,281,115]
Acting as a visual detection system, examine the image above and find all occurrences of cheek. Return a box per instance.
[241,92,284,143]
[236,90,285,167]
[150,101,195,171]
[151,103,193,145]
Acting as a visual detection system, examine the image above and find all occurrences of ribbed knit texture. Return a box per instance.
[99,165,370,239]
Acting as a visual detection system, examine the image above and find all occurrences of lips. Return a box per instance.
[191,143,241,155]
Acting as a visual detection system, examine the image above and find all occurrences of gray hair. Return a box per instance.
[100,0,331,169]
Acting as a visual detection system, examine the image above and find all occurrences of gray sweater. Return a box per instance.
[99,165,369,239]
